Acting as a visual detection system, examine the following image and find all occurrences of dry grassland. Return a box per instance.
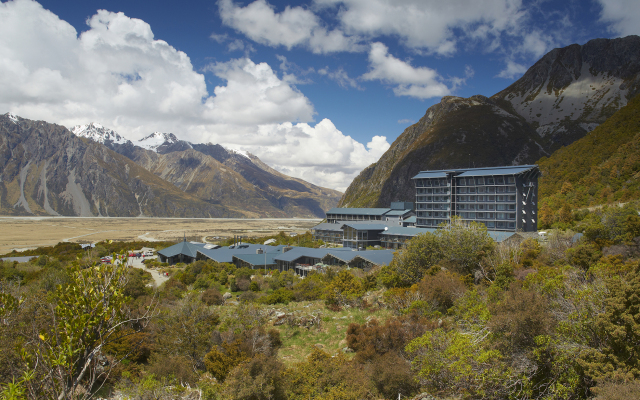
[0,217,321,254]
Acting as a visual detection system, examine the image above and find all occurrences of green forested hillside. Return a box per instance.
[538,93,640,226]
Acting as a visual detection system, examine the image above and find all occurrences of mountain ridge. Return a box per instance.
[339,35,640,208]
[0,116,341,218]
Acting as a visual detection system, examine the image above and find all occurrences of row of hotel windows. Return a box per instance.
[417,211,517,220]
[417,186,517,194]
[415,176,517,187]
[417,195,517,203]
[417,219,517,229]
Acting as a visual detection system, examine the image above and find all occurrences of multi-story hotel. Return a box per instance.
[412,165,540,232]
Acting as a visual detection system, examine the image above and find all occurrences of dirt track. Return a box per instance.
[0,217,321,254]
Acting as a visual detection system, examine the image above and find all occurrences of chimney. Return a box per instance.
[283,246,293,253]
[256,248,264,254]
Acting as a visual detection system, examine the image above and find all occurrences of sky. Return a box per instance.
[0,0,639,191]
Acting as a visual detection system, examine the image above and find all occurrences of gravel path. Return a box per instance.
[128,256,169,287]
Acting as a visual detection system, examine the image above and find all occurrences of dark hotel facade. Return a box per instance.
[412,165,540,232]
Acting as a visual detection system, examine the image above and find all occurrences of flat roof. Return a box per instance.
[384,209,413,216]
[380,227,437,236]
[340,223,389,231]
[412,171,448,179]
[310,223,344,232]
[412,165,538,179]
[326,208,391,216]
[457,165,538,177]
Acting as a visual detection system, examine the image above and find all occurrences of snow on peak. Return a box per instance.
[71,123,129,145]
[5,112,19,124]
[223,146,251,160]
[137,132,179,152]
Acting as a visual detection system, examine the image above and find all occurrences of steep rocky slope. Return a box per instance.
[70,124,342,218]
[537,92,640,212]
[340,35,640,208]
[0,115,237,217]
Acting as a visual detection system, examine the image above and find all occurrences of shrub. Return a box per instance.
[237,278,250,292]
[416,270,467,314]
[201,287,224,306]
[146,354,199,386]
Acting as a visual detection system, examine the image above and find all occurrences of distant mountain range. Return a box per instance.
[0,118,341,218]
[339,35,640,208]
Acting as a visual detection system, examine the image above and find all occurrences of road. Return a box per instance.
[127,255,169,287]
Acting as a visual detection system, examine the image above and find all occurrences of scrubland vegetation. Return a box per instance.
[2,210,640,399]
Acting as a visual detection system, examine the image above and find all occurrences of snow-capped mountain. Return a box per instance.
[71,122,131,145]
[223,146,252,160]
[137,132,191,152]
[4,112,19,124]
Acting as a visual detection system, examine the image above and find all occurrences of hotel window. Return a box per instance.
[478,187,486,193]
[509,195,516,201]
[468,212,476,218]
[477,204,484,210]
[497,204,506,211]
[509,204,516,210]
[488,178,495,184]
[507,177,515,183]
[487,213,494,218]
[466,178,474,185]
[477,177,484,184]
[487,221,495,228]
[468,187,476,193]
[497,177,504,184]
[497,222,505,228]
[509,213,515,219]
[497,187,505,193]
[487,187,495,193]
[498,195,505,202]
[469,196,476,201]
[477,212,484,218]
[458,178,465,185]
[488,204,495,210]
[508,222,515,228]
[497,213,505,219]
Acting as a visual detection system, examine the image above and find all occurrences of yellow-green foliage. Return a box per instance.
[538,93,640,223]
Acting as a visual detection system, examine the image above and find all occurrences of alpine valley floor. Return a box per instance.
[0,217,321,254]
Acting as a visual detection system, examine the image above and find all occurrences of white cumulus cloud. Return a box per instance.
[0,0,387,190]
[361,42,450,99]
[315,0,526,55]
[217,0,363,54]
[597,0,640,36]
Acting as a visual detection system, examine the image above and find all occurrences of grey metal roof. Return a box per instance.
[486,231,521,242]
[384,209,412,216]
[311,223,344,232]
[379,227,519,243]
[274,247,354,263]
[326,208,391,216]
[412,165,539,180]
[352,251,394,266]
[340,223,389,231]
[412,171,448,179]
[404,216,417,223]
[456,165,538,177]
[157,241,199,258]
[233,253,278,266]
[380,227,437,237]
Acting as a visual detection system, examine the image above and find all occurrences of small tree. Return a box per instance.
[23,255,156,400]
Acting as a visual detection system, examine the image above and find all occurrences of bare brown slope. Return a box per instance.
[127,147,341,218]
[0,115,239,217]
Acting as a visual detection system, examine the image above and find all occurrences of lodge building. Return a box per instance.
[413,165,540,232]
